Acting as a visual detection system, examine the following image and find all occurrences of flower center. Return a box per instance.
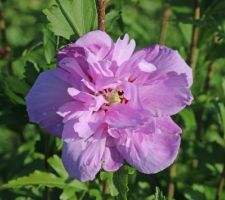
[106,90,121,104]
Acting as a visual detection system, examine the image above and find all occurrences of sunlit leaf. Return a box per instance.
[43,0,97,39]
[113,166,128,200]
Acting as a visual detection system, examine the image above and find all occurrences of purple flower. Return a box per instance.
[26,31,193,181]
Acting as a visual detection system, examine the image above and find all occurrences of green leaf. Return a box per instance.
[100,172,118,196]
[1,171,67,189]
[89,189,102,200]
[184,184,207,200]
[214,99,225,138]
[1,170,87,191]
[0,75,30,105]
[5,76,29,97]
[43,27,56,64]
[48,155,68,178]
[106,10,120,32]
[60,187,77,200]
[154,187,167,200]
[113,166,128,200]
[43,0,97,39]
[23,61,39,85]
[179,108,197,133]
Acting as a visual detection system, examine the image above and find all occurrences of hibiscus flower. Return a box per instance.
[26,31,193,181]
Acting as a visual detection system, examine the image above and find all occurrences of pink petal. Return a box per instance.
[53,68,82,89]
[102,146,123,171]
[57,46,86,63]
[74,111,105,139]
[121,82,143,109]
[138,59,156,72]
[61,119,80,142]
[57,101,85,119]
[105,104,147,129]
[75,30,113,60]
[142,45,193,87]
[61,110,105,141]
[89,60,114,81]
[112,34,136,66]
[67,88,106,111]
[115,50,156,85]
[58,57,89,80]
[116,50,145,79]
[117,117,181,174]
[156,117,182,134]
[62,127,106,182]
[67,88,95,103]
[25,70,72,137]
[139,72,193,117]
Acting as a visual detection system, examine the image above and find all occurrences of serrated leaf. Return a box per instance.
[100,172,118,196]
[0,75,30,105]
[1,170,87,191]
[43,0,97,39]
[48,155,68,178]
[60,187,77,200]
[154,187,167,200]
[1,171,67,189]
[113,166,128,200]
[5,76,29,97]
[43,27,56,64]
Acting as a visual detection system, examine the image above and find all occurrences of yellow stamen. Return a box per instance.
[106,90,121,104]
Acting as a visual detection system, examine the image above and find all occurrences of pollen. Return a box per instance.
[106,90,121,104]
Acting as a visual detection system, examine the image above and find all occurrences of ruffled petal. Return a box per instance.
[139,72,193,117]
[89,60,114,81]
[142,45,193,87]
[61,109,105,140]
[57,46,86,62]
[26,69,72,137]
[102,146,123,171]
[115,50,156,85]
[75,30,113,60]
[121,82,143,109]
[117,117,181,174]
[67,87,106,111]
[58,57,89,80]
[105,104,148,129]
[74,111,105,139]
[57,101,85,120]
[53,68,83,89]
[112,34,136,66]
[61,119,80,142]
[62,126,106,182]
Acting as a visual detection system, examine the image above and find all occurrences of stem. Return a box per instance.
[203,34,219,92]
[96,1,108,196]
[188,0,200,72]
[160,2,176,198]
[215,161,225,200]
[78,191,86,200]
[167,164,176,199]
[102,180,109,199]
[159,0,170,45]
[96,0,106,31]
[44,133,51,200]
[203,61,214,91]
[44,133,51,170]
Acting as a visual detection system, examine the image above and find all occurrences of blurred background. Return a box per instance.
[0,0,225,199]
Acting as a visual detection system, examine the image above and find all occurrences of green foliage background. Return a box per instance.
[0,0,225,199]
